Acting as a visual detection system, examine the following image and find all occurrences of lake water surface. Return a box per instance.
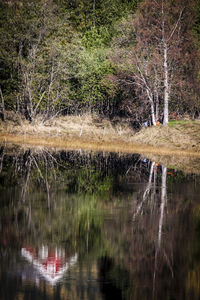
[0,145,200,300]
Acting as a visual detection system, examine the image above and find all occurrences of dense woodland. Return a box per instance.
[0,0,200,127]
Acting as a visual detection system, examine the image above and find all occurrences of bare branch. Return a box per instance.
[167,9,184,42]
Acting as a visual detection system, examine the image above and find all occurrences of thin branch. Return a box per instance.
[33,91,46,114]
[167,9,184,42]
[42,108,67,124]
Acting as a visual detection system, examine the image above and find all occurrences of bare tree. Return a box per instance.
[111,0,197,125]
[133,0,191,125]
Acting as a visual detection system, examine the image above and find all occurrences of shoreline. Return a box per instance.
[0,114,200,158]
[1,132,200,157]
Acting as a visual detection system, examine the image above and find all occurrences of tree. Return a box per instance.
[59,0,140,43]
[110,0,199,126]
[0,0,84,121]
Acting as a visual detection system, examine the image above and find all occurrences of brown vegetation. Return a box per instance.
[133,121,200,151]
[0,112,200,158]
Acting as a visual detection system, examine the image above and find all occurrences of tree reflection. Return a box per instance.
[133,161,155,221]
[0,146,200,299]
[99,159,200,300]
[21,245,77,285]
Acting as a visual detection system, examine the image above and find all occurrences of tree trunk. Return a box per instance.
[93,0,96,28]
[155,90,159,121]
[151,102,156,126]
[0,87,6,122]
[147,89,156,126]
[163,41,169,125]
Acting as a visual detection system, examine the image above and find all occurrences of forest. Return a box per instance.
[0,0,200,127]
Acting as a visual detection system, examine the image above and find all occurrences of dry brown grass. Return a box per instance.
[132,121,200,152]
[0,112,134,142]
[0,112,200,157]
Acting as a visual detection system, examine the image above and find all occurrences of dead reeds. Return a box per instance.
[0,112,200,157]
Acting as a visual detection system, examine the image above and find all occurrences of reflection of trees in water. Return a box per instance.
[99,160,200,300]
[0,146,5,172]
[1,146,200,299]
[132,162,182,299]
[0,148,154,253]
[0,147,146,299]
[98,256,131,300]
[133,162,170,295]
[0,147,145,254]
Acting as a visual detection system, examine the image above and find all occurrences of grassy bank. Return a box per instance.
[0,112,200,156]
[133,120,200,151]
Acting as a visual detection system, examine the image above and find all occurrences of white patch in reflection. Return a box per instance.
[21,246,77,285]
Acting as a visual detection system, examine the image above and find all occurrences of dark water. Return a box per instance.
[0,145,200,300]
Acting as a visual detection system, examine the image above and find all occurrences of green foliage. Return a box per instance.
[0,0,199,121]
[73,47,113,112]
[72,166,113,196]
[59,0,140,37]
[0,0,122,118]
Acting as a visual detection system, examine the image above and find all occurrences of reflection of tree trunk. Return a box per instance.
[133,161,155,221]
[45,164,50,209]
[151,168,157,214]
[153,165,167,294]
[21,157,32,202]
[87,221,89,253]
[158,166,167,248]
[0,146,5,173]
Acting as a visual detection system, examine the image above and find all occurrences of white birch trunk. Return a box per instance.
[147,89,156,126]
[151,101,156,126]
[163,43,169,126]
[155,88,159,121]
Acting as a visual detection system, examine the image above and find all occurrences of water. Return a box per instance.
[0,145,200,300]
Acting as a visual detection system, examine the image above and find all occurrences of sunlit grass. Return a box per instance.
[0,112,200,157]
[133,120,200,152]
[168,120,194,127]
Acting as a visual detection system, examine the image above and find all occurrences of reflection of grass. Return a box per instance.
[0,113,200,156]
[1,131,200,158]
[144,154,200,174]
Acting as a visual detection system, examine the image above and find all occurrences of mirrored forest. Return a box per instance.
[1,145,200,299]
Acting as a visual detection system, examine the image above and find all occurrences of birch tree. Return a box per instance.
[136,0,197,125]
[111,0,198,126]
